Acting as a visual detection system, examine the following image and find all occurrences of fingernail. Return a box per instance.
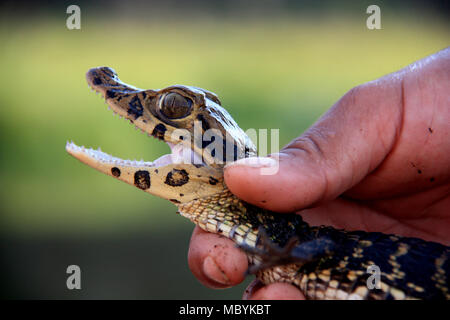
[203,256,230,286]
[225,156,278,169]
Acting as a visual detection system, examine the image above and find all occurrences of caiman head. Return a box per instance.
[66,67,257,204]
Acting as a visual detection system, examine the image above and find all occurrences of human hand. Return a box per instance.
[188,48,450,299]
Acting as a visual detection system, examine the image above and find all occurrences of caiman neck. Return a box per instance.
[177,185,314,248]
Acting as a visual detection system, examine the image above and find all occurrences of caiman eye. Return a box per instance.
[160,93,192,119]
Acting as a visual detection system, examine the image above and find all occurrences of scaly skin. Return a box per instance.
[66,67,449,299]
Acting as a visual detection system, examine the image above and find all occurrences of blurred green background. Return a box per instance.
[0,0,448,299]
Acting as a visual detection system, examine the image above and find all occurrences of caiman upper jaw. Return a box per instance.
[85,67,257,167]
[85,66,150,122]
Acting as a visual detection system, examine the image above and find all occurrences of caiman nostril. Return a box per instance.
[86,67,117,86]
[93,66,117,79]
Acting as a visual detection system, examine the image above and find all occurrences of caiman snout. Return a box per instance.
[86,66,139,95]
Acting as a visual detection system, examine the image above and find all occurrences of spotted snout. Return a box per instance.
[86,66,139,95]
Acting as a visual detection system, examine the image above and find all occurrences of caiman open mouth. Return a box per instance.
[65,66,252,203]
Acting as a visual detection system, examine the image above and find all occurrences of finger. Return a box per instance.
[224,49,450,213]
[225,75,403,212]
[245,281,306,300]
[188,226,248,289]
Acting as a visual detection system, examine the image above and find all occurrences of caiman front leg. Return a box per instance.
[239,227,335,275]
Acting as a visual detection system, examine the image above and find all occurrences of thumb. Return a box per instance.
[224,75,404,213]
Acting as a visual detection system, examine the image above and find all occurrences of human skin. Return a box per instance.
[187,48,450,300]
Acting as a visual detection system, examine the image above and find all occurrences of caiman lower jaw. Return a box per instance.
[65,140,220,203]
